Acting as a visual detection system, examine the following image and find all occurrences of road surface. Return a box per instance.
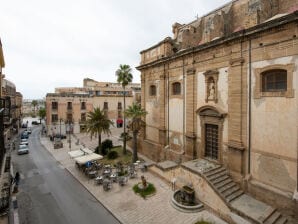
[12,126,120,224]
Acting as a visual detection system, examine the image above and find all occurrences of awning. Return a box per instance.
[74,153,103,165]
[81,147,93,154]
[68,150,84,158]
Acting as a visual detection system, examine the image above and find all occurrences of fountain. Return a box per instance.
[171,185,203,213]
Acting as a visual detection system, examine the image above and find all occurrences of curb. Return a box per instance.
[11,196,19,224]
[38,132,123,224]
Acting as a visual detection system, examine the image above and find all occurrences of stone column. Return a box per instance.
[158,73,167,146]
[184,68,196,160]
[228,57,246,177]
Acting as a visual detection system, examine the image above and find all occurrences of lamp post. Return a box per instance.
[59,119,63,137]
[67,120,72,151]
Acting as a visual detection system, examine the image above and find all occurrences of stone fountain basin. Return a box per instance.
[171,190,204,213]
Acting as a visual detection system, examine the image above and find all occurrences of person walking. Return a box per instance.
[13,172,20,193]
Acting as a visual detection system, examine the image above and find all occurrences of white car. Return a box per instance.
[27,127,32,134]
[18,144,29,155]
[20,138,29,145]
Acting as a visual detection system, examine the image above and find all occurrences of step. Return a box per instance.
[274,216,287,224]
[259,207,276,223]
[222,186,240,198]
[264,211,282,224]
[203,166,223,175]
[211,175,230,185]
[214,178,233,189]
[208,170,228,181]
[204,167,226,177]
[264,211,281,224]
[226,189,243,202]
[218,182,237,193]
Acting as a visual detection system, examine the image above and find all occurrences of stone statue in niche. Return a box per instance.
[208,80,215,100]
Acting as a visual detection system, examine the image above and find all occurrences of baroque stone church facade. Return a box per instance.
[137,0,298,216]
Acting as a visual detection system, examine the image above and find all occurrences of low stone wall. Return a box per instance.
[149,165,234,223]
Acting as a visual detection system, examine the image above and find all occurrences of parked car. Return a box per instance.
[18,144,29,155]
[20,138,29,145]
[32,121,39,125]
[21,123,27,128]
[27,127,32,134]
[21,131,29,139]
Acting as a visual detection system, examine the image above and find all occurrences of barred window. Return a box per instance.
[261,69,287,92]
[51,114,58,122]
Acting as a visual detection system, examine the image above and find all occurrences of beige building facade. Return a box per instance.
[137,0,298,217]
[46,78,141,135]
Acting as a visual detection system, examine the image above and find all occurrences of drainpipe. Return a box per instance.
[167,63,170,144]
[248,39,252,175]
[183,57,185,152]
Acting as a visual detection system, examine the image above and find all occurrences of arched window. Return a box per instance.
[172,82,181,95]
[261,69,287,92]
[149,85,156,96]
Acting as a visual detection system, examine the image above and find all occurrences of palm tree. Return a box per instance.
[31,100,38,116]
[86,107,113,155]
[125,103,147,162]
[115,64,133,155]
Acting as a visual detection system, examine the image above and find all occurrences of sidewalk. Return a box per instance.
[40,130,228,224]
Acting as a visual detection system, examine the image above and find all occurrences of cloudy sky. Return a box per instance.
[0,0,230,99]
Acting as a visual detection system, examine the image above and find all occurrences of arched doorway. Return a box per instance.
[197,106,226,163]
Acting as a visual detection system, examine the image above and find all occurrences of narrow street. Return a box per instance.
[11,126,120,224]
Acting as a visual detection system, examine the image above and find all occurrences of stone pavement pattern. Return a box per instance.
[40,130,228,224]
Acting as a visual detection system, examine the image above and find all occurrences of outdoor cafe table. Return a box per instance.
[110,173,117,182]
[88,170,97,178]
[95,176,103,185]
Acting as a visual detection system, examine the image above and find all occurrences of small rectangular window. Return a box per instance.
[51,114,58,122]
[52,102,58,110]
[81,102,86,110]
[67,102,72,110]
[104,102,108,110]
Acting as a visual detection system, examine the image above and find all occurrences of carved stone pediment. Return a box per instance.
[197,106,227,118]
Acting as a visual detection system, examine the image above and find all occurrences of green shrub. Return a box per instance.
[94,146,100,154]
[102,139,113,155]
[132,183,156,198]
[107,150,118,160]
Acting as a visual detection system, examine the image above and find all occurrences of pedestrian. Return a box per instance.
[12,172,20,193]
[14,172,20,186]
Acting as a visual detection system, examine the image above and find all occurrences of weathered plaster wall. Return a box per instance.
[250,56,298,193]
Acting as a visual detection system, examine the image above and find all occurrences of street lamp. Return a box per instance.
[59,119,63,137]
[67,120,72,151]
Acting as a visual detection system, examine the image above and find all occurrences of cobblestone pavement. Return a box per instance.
[40,128,228,224]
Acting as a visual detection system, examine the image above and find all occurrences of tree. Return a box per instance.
[38,108,46,120]
[115,64,133,155]
[85,107,113,155]
[31,100,38,115]
[125,103,147,162]
[38,107,46,124]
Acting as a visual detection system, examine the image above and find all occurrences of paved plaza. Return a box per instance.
[40,128,228,224]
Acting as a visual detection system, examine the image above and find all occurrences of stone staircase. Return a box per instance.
[203,166,244,203]
[260,207,288,224]
[203,166,288,224]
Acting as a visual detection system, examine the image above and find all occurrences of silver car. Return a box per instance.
[18,144,29,155]
[20,138,29,145]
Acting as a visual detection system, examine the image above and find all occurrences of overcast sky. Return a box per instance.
[0,0,230,99]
